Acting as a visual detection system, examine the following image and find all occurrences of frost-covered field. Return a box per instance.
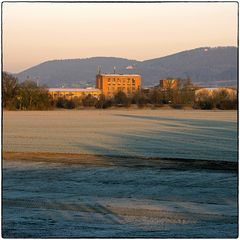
[3,109,237,161]
[3,160,238,238]
[3,109,238,237]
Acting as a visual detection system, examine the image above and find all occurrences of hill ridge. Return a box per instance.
[15,46,237,88]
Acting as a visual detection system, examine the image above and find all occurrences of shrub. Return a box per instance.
[65,99,75,109]
[149,88,162,104]
[196,100,214,110]
[95,94,112,109]
[114,91,131,107]
[82,94,98,107]
[56,98,66,108]
[213,89,238,110]
[72,97,83,108]
[216,100,238,110]
[102,99,113,109]
[132,91,149,108]
[170,104,184,109]
[3,72,19,109]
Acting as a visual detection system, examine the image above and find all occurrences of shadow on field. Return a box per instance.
[71,113,237,172]
[113,114,237,128]
[73,143,237,172]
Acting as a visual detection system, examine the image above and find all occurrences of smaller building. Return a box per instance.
[159,78,192,90]
[48,88,101,100]
[160,79,178,89]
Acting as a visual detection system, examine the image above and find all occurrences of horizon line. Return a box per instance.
[5,45,237,74]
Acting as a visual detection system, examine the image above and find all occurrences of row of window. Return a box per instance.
[107,78,136,84]
[107,83,136,86]
[107,87,136,91]
[52,92,99,97]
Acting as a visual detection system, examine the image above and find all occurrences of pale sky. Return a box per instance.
[3,2,238,73]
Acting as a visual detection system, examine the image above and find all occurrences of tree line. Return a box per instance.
[3,72,237,110]
[194,88,238,110]
[3,72,52,110]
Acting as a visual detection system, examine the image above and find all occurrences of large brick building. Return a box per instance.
[96,74,141,97]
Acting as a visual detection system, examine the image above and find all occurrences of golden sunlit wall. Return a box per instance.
[160,79,179,89]
[96,74,141,97]
[48,88,102,100]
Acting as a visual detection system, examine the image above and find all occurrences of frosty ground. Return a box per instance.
[3,109,237,161]
[3,109,238,237]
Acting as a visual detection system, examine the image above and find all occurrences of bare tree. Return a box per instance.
[3,72,19,109]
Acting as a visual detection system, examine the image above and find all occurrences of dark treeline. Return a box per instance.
[54,87,237,110]
[3,72,52,110]
[3,72,237,110]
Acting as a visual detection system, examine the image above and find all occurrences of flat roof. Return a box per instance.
[99,74,140,77]
[48,88,101,92]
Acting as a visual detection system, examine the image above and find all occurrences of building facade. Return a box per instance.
[159,78,191,90]
[160,79,179,89]
[96,74,141,97]
[48,88,101,100]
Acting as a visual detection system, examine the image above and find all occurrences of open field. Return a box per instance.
[3,109,237,161]
[3,109,238,237]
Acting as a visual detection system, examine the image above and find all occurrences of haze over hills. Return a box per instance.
[15,46,237,88]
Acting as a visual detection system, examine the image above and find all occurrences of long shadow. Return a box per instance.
[113,113,237,127]
[73,141,237,172]
[70,113,237,171]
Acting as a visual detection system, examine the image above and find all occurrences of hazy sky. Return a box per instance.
[3,2,238,73]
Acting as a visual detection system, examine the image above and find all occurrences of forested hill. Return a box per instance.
[16,46,237,88]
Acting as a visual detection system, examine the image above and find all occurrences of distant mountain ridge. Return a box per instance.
[15,46,237,88]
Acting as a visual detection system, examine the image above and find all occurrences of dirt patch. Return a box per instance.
[3,151,237,172]
[3,151,113,166]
